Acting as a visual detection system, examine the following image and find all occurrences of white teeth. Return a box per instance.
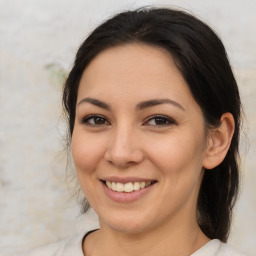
[105,181,153,193]
[112,181,117,191]
[116,182,124,192]
[133,182,140,191]
[124,182,133,192]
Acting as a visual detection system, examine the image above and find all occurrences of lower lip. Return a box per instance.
[101,182,156,203]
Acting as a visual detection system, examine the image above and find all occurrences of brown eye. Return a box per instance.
[145,115,176,126]
[93,117,106,125]
[81,115,110,126]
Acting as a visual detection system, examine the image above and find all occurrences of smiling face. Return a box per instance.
[72,43,210,234]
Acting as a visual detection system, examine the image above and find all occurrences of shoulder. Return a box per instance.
[21,232,86,256]
[192,239,246,256]
[218,242,246,256]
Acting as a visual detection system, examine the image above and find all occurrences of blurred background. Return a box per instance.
[0,0,255,255]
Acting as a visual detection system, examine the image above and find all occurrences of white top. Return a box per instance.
[23,231,245,256]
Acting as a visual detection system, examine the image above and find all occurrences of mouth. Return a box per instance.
[100,180,157,193]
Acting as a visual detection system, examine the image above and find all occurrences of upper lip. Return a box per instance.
[100,176,157,184]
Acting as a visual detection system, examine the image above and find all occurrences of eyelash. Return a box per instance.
[144,115,176,126]
[81,115,110,126]
[81,114,176,127]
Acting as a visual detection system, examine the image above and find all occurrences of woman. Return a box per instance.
[26,7,245,256]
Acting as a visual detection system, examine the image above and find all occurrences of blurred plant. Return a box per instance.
[45,63,68,89]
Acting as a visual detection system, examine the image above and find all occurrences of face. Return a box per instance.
[72,43,210,234]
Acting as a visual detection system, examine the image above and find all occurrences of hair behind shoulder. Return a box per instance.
[63,7,241,242]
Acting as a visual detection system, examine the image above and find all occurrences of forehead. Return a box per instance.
[82,43,176,81]
[77,43,194,110]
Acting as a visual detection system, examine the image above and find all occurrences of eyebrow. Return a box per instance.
[78,97,111,110]
[78,97,185,111]
[136,99,185,111]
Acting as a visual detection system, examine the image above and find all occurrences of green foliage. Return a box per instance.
[45,63,68,88]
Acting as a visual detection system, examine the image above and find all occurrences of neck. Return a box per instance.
[83,218,210,256]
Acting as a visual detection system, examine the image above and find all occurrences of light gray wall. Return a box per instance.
[0,0,255,255]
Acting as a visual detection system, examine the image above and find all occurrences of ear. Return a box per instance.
[203,112,235,170]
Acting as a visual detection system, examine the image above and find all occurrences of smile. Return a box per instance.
[100,178,157,203]
[105,181,152,193]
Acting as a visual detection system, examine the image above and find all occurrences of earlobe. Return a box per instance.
[203,113,235,169]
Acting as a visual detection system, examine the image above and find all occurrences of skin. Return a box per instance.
[71,43,234,256]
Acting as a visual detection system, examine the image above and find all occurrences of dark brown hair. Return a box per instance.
[63,7,241,242]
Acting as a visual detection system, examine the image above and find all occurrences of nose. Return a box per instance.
[104,125,144,168]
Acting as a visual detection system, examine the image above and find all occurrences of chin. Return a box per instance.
[108,223,149,235]
[99,211,157,235]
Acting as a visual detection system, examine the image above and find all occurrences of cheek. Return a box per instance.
[71,129,108,206]
[146,130,206,177]
[71,129,106,175]
[146,133,205,211]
